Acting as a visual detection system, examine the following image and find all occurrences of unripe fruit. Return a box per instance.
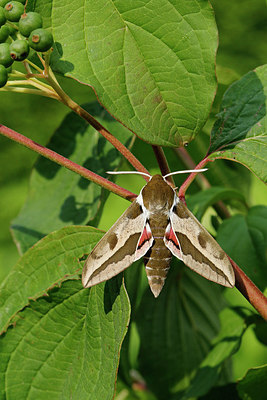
[4,1,24,22]
[28,28,53,52]
[0,42,13,66]
[0,63,8,86]
[7,23,16,37]
[0,6,6,26]
[10,38,29,60]
[0,24,9,42]
[19,11,42,37]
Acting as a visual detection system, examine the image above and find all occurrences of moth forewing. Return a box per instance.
[82,199,148,288]
[82,173,235,299]
[166,198,235,288]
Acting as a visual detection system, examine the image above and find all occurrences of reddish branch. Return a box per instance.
[1,124,266,320]
[175,147,210,189]
[230,258,267,321]
[45,72,150,177]
[0,124,136,201]
[152,145,174,186]
[176,156,267,320]
[178,156,211,201]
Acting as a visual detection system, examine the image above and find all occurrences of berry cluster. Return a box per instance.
[0,0,53,87]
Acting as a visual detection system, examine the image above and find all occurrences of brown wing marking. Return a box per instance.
[82,199,149,288]
[167,201,235,288]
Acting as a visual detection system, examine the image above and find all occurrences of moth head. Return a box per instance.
[141,175,175,211]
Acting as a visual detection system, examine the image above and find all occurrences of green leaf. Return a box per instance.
[237,365,267,400]
[182,307,249,399]
[118,262,144,385]
[47,0,217,147]
[135,264,226,399]
[208,65,267,183]
[11,102,132,253]
[187,187,246,220]
[0,225,104,333]
[0,279,130,400]
[216,206,267,290]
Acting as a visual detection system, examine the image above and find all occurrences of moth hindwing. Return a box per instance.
[82,175,235,297]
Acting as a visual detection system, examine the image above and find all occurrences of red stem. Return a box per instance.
[2,124,266,319]
[175,147,210,189]
[152,145,174,186]
[178,156,212,202]
[229,257,267,321]
[0,124,136,201]
[177,156,267,319]
[45,72,150,176]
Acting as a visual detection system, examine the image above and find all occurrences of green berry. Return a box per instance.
[19,11,42,37]
[7,23,16,37]
[5,63,11,72]
[0,63,8,86]
[0,42,13,66]
[0,24,9,42]
[0,6,6,26]
[4,1,24,22]
[28,28,53,52]
[10,38,28,60]
[0,0,9,7]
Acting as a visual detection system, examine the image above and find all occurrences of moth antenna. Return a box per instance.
[164,169,208,178]
[106,171,152,178]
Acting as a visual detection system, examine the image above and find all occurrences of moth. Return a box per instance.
[82,171,235,297]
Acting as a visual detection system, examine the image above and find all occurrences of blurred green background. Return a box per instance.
[0,0,266,384]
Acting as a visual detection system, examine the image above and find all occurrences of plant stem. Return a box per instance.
[45,70,149,176]
[3,57,149,178]
[0,124,136,201]
[175,147,210,189]
[178,157,211,201]
[24,59,43,73]
[152,145,174,185]
[1,87,59,98]
[230,257,267,321]
[176,150,231,218]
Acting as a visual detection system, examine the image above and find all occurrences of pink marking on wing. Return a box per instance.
[164,224,182,259]
[135,223,153,261]
[165,226,180,247]
[137,224,152,249]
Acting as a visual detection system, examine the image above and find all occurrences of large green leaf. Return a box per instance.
[182,308,250,399]
[41,0,217,146]
[11,103,132,253]
[208,65,267,183]
[237,365,267,400]
[135,264,227,399]
[216,206,267,291]
[0,279,130,400]
[0,226,104,333]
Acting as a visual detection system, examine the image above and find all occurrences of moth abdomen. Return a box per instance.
[143,237,172,297]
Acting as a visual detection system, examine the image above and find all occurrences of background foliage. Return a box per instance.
[0,0,267,399]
